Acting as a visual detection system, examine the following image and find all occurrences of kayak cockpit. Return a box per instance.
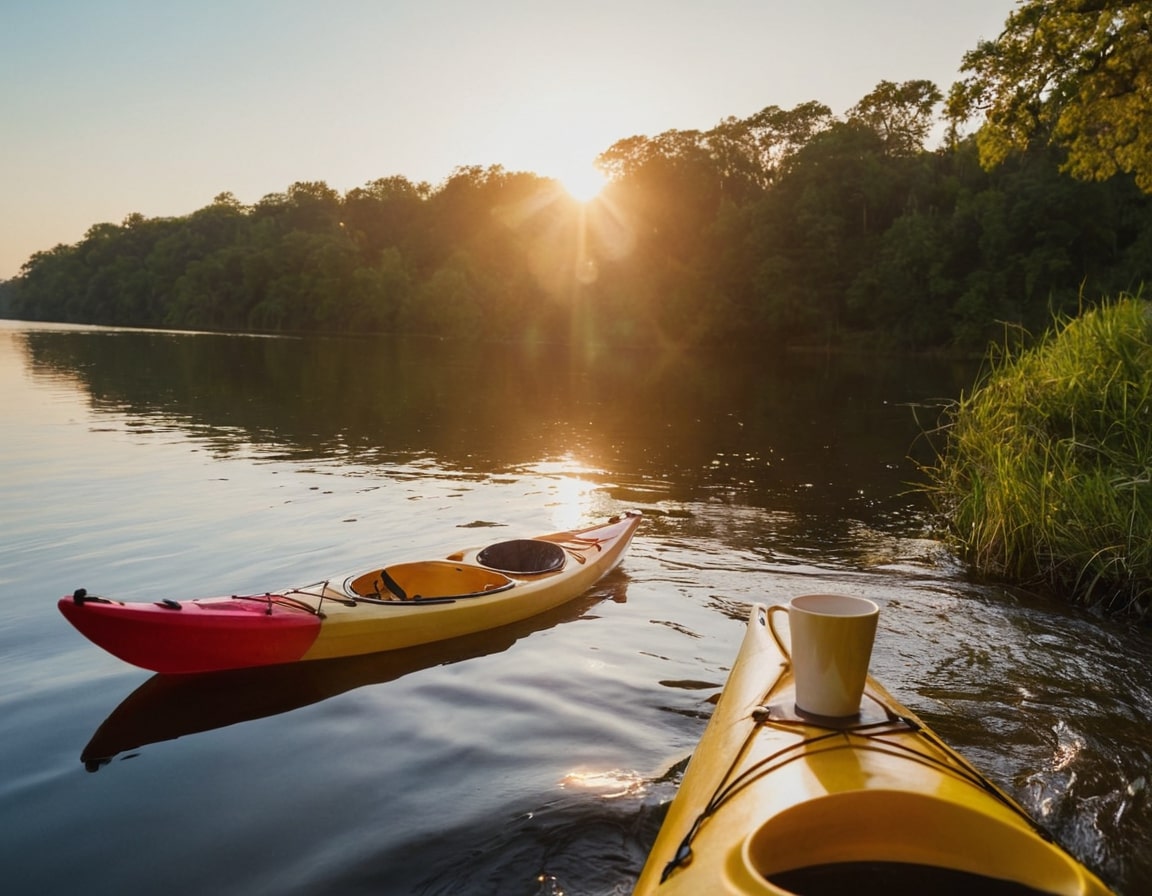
[475,538,566,574]
[344,561,514,602]
[344,537,567,602]
[744,790,1093,895]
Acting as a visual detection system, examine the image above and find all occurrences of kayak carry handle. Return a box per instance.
[72,588,111,605]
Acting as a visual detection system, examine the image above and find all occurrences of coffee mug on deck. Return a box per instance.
[767,594,879,717]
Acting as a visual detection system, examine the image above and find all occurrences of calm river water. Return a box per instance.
[1,321,1148,895]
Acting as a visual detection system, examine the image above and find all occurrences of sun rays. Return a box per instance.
[494,173,634,298]
[557,162,608,203]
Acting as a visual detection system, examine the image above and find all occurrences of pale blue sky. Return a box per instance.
[1,0,1013,280]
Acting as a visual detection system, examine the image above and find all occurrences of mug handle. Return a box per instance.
[766,604,791,660]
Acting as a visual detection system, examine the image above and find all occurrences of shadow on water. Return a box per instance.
[82,578,628,771]
[335,793,667,896]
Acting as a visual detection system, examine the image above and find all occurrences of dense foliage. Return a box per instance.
[949,0,1152,190]
[923,296,1152,615]
[4,101,1150,351]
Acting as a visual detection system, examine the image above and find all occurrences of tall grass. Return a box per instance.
[923,295,1152,616]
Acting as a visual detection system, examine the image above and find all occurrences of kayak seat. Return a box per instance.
[344,561,514,601]
[476,539,566,575]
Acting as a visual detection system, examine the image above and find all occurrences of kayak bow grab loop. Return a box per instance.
[72,588,111,605]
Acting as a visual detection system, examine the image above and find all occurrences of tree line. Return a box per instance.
[4,0,1151,352]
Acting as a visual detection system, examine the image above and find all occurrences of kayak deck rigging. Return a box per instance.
[660,693,1053,885]
[219,591,340,616]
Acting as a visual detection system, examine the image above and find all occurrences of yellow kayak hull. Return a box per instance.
[634,603,1114,896]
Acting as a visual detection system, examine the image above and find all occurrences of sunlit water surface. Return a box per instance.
[1,321,1148,895]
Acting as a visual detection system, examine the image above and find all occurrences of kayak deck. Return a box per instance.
[634,603,1114,896]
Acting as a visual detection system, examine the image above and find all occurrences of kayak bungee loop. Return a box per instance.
[560,535,610,565]
[227,589,332,618]
[287,582,357,609]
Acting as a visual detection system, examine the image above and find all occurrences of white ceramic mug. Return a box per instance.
[767,594,879,718]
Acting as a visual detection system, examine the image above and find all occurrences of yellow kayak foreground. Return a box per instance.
[634,602,1114,896]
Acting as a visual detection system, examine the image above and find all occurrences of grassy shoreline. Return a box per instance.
[923,296,1152,617]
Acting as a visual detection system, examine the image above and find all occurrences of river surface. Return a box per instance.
[1,320,1148,895]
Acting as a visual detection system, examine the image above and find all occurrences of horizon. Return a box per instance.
[0,0,1012,280]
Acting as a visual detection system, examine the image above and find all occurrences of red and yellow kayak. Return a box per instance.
[59,512,641,675]
[634,602,1114,896]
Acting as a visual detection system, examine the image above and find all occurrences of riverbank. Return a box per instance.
[923,295,1152,616]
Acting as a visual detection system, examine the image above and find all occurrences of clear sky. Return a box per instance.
[0,0,1013,281]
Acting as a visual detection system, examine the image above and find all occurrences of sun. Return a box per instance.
[557,162,607,203]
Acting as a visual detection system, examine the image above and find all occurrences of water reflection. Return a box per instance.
[82,583,624,770]
[17,327,974,533]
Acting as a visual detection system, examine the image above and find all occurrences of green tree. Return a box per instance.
[848,211,954,348]
[7,244,86,321]
[168,247,251,330]
[742,100,834,184]
[342,176,429,262]
[745,121,900,339]
[948,0,1152,190]
[399,251,483,338]
[848,79,943,156]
